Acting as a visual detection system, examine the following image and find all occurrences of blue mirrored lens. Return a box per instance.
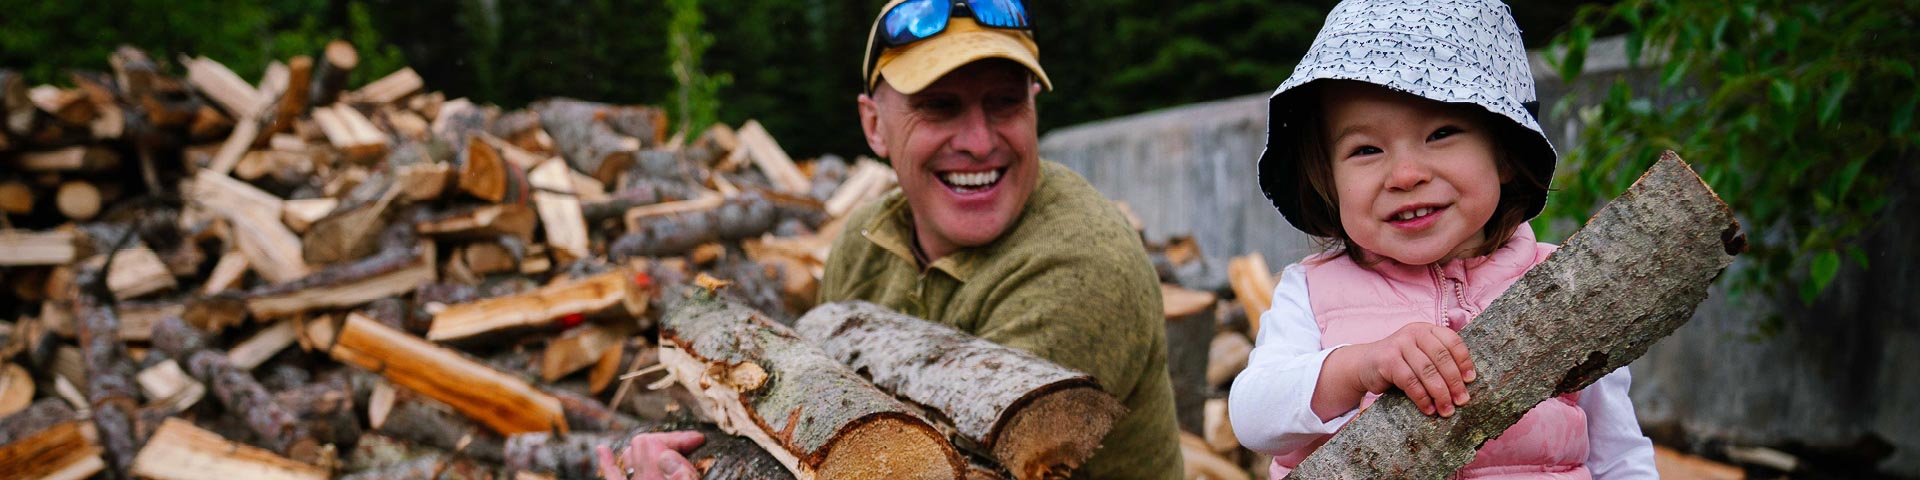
[884,0,950,46]
[970,0,1030,28]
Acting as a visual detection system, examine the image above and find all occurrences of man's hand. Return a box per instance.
[595,431,705,480]
[1317,323,1477,419]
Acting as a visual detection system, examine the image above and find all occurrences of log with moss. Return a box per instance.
[659,296,965,479]
[795,301,1125,479]
[1290,152,1744,479]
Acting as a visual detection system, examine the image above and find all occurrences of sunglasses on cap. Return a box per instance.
[863,0,1034,91]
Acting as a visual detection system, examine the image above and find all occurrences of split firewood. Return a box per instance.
[415,203,538,242]
[281,198,339,233]
[796,301,1125,479]
[459,241,549,275]
[1203,398,1239,455]
[29,85,96,126]
[389,141,454,201]
[611,192,778,259]
[200,250,250,295]
[340,431,495,480]
[268,55,312,138]
[227,320,300,370]
[660,296,966,479]
[0,363,31,417]
[129,418,327,480]
[1291,152,1743,478]
[14,146,120,172]
[540,322,632,383]
[183,56,266,119]
[55,180,103,220]
[0,178,33,214]
[151,316,323,462]
[364,381,507,464]
[84,247,177,299]
[589,339,653,395]
[734,120,811,194]
[1207,331,1252,389]
[0,229,82,266]
[426,267,649,345]
[824,157,897,218]
[532,98,651,184]
[548,387,641,433]
[0,420,107,480]
[455,134,530,204]
[190,169,312,283]
[1179,432,1250,480]
[311,40,359,107]
[317,313,567,435]
[246,241,435,319]
[347,67,422,105]
[1162,284,1214,434]
[529,158,591,263]
[312,104,389,163]
[1227,253,1275,335]
[134,360,206,412]
[302,175,399,264]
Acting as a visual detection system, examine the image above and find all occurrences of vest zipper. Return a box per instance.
[1431,264,1469,329]
[1429,265,1449,328]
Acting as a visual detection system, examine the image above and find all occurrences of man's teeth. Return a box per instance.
[942,170,1001,188]
[1396,207,1434,221]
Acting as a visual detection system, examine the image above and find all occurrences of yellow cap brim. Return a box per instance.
[868,17,1052,95]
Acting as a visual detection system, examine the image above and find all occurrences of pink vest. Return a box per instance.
[1271,226,1592,479]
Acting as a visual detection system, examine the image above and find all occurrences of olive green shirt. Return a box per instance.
[820,161,1182,479]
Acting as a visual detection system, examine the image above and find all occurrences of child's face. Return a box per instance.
[1322,82,1506,265]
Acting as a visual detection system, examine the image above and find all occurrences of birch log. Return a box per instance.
[1290,152,1744,478]
[795,301,1125,480]
[659,296,965,480]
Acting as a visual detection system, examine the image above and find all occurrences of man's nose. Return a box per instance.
[1385,154,1432,192]
[950,104,994,159]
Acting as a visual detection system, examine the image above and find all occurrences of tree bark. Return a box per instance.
[795,301,1125,480]
[246,241,435,319]
[532,98,642,184]
[0,397,79,445]
[610,193,778,260]
[151,316,323,463]
[659,296,965,480]
[364,381,507,464]
[310,40,358,107]
[1290,152,1744,479]
[75,278,141,477]
[425,267,649,345]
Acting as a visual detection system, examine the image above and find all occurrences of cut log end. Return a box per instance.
[817,414,964,480]
[991,385,1124,480]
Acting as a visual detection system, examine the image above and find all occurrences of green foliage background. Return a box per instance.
[1543,0,1918,319]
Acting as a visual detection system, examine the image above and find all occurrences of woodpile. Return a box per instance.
[0,43,898,479]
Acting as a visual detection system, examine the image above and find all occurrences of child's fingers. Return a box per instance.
[1401,341,1456,416]
[1432,327,1476,383]
[1387,346,1438,415]
[1417,330,1471,407]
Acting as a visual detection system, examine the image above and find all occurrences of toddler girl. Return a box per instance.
[1229,1,1659,478]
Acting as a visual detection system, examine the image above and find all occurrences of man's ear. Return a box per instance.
[857,92,889,159]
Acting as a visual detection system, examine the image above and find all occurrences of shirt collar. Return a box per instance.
[858,165,1055,282]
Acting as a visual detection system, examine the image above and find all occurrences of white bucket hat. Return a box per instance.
[1257,0,1556,237]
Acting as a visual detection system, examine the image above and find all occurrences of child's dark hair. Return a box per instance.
[1286,83,1550,264]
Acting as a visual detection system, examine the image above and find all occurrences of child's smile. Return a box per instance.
[1322,81,1505,265]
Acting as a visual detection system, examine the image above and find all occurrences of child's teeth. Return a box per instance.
[1416,207,1431,217]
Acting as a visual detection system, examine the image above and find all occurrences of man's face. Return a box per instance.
[858,60,1041,262]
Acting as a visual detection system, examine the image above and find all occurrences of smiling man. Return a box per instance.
[819,0,1183,477]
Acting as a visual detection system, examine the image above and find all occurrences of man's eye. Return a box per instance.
[1428,126,1462,141]
[916,99,961,116]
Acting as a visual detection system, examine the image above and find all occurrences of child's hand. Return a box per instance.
[1338,323,1477,418]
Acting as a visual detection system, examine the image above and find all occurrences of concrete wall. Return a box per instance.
[1038,36,1920,475]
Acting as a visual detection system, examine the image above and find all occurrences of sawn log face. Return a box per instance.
[1290,152,1742,479]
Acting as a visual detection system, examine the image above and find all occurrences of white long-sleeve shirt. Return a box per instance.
[1228,263,1659,479]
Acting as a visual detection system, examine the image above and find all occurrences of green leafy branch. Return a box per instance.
[1541,0,1918,317]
